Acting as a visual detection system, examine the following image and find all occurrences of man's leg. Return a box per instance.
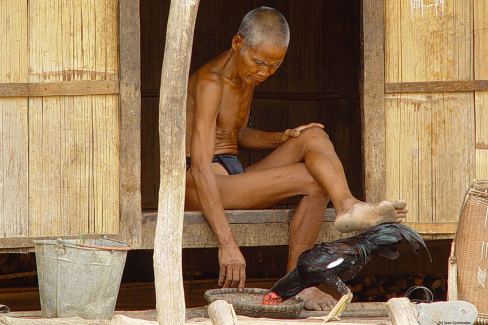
[186,163,335,310]
[247,127,408,232]
[243,127,407,309]
[285,194,337,310]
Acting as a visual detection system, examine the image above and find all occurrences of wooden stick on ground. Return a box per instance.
[153,0,200,324]
[447,240,458,301]
[207,301,237,325]
[386,298,418,325]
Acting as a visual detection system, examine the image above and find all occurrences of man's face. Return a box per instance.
[234,38,287,86]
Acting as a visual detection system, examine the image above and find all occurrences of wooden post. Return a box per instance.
[119,0,142,248]
[361,0,386,202]
[153,0,200,324]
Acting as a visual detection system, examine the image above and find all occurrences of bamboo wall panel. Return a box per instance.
[386,93,475,223]
[475,92,488,179]
[27,0,119,236]
[28,0,118,82]
[385,0,473,83]
[0,0,29,237]
[0,0,119,240]
[475,0,488,179]
[474,0,488,80]
[0,0,28,83]
[385,1,477,225]
[0,99,29,237]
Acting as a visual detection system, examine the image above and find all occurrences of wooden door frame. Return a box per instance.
[119,0,143,248]
[361,0,386,202]
[117,0,388,249]
[116,0,388,215]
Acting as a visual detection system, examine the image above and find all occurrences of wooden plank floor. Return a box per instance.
[4,306,391,324]
[1,279,390,323]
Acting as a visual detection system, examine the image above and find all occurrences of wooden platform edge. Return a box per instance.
[3,302,389,324]
[0,209,457,251]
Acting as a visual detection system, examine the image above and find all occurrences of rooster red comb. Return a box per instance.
[262,291,283,305]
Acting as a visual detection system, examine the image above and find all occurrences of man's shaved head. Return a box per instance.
[237,6,290,49]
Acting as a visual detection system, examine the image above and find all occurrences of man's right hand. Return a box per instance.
[284,122,324,138]
[218,241,246,288]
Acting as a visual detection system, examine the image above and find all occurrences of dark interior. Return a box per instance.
[140,0,363,209]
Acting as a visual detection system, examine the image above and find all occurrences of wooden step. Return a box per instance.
[141,209,344,249]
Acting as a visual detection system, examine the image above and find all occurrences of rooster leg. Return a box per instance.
[308,280,353,322]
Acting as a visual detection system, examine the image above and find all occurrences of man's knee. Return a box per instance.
[297,126,333,152]
[300,126,329,140]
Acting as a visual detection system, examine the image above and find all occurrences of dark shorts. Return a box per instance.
[186,154,245,175]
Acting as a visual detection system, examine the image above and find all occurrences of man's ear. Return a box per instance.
[232,35,244,51]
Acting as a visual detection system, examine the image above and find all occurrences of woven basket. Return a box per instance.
[450,180,488,323]
[204,288,304,319]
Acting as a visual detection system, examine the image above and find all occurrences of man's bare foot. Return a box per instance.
[334,200,408,233]
[297,287,336,311]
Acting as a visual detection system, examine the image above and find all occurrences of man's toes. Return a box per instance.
[392,200,407,210]
[318,302,331,311]
[396,212,407,218]
[304,302,322,311]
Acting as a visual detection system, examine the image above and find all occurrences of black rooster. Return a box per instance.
[262,223,431,322]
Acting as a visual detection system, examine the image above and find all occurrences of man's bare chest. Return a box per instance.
[217,86,253,129]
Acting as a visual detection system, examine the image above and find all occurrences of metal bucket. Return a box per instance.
[34,237,129,319]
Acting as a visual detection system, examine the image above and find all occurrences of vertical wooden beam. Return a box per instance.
[119,0,142,247]
[360,0,386,202]
[154,0,200,324]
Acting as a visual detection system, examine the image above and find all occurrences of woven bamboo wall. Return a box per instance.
[385,0,485,225]
[0,0,119,239]
[475,0,488,179]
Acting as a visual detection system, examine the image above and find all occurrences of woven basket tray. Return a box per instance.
[204,288,304,319]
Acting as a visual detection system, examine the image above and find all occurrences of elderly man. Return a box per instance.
[185,6,407,310]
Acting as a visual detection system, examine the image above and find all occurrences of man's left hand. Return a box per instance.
[284,123,324,138]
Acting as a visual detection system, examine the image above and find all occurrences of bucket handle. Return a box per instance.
[73,243,131,251]
[54,238,66,256]
[72,235,130,251]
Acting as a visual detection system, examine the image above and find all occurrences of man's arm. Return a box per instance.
[237,127,288,150]
[189,74,246,288]
[238,123,325,150]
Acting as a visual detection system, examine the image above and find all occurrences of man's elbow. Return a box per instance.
[237,128,251,145]
[188,162,210,181]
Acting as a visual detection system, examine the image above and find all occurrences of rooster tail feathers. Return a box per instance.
[362,223,431,261]
[393,223,431,261]
[270,268,304,300]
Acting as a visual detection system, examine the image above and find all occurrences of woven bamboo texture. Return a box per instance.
[454,180,488,322]
[0,0,119,239]
[384,0,476,225]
